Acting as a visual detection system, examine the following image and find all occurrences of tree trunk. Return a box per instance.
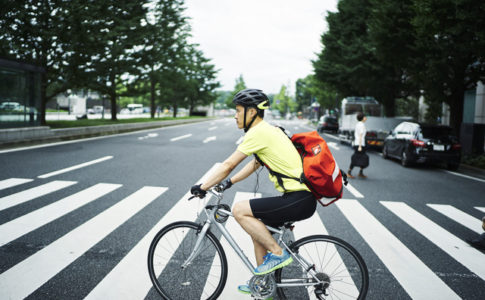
[449,87,465,138]
[150,74,156,119]
[40,72,47,125]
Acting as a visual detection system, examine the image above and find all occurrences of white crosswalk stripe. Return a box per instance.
[0,178,33,190]
[0,180,77,211]
[428,204,483,234]
[0,183,122,247]
[382,201,485,281]
[0,174,483,299]
[338,200,459,300]
[0,186,167,299]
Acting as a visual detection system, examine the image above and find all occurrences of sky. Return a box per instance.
[183,0,338,95]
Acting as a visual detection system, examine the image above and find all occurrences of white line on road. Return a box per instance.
[327,141,340,150]
[428,204,483,234]
[0,183,122,247]
[38,156,113,179]
[338,200,459,300]
[322,132,340,141]
[170,134,192,141]
[0,178,33,191]
[382,201,485,281]
[235,136,244,145]
[208,126,218,131]
[85,164,221,300]
[475,207,485,213]
[0,180,77,211]
[443,170,485,183]
[203,136,217,143]
[344,182,364,198]
[0,186,168,300]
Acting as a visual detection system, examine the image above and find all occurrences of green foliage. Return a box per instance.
[463,154,485,170]
[273,84,296,115]
[226,75,247,108]
[295,75,338,114]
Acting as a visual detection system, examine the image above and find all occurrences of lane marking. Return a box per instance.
[382,201,485,281]
[138,133,158,140]
[203,136,217,143]
[327,141,340,150]
[86,164,221,300]
[294,210,360,298]
[170,134,192,142]
[323,132,339,141]
[0,178,33,191]
[235,136,244,145]
[215,192,261,299]
[344,182,364,198]
[38,156,113,179]
[0,186,168,300]
[0,180,77,211]
[0,183,122,247]
[338,200,459,300]
[428,204,483,234]
[208,126,217,131]
[475,207,485,213]
[443,170,485,183]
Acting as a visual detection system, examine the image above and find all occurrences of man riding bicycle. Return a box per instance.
[190,88,317,295]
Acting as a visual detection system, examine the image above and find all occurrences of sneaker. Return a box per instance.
[237,284,251,295]
[358,173,367,179]
[254,250,293,275]
[347,173,355,179]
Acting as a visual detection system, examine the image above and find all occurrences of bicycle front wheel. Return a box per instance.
[275,235,368,300]
[147,221,228,300]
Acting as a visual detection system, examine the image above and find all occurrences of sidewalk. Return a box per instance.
[0,117,211,150]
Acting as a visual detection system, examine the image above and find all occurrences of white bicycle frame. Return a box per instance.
[182,190,324,288]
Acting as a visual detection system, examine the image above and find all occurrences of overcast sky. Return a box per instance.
[183,0,338,95]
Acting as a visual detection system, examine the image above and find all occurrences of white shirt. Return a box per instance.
[354,121,366,147]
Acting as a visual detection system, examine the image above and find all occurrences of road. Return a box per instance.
[0,117,484,299]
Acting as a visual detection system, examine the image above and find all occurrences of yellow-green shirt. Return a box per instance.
[237,120,309,193]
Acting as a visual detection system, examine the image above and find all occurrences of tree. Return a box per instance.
[226,75,246,108]
[411,0,485,133]
[273,84,295,115]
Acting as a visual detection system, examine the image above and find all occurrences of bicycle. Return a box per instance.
[148,185,369,300]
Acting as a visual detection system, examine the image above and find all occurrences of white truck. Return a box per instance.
[338,97,409,148]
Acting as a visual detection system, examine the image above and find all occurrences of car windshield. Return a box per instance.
[420,126,452,138]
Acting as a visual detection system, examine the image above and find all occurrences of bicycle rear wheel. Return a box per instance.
[147,221,228,300]
[275,235,368,300]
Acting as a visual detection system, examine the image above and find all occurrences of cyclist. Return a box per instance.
[190,88,316,295]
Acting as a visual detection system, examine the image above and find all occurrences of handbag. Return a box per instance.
[351,151,369,168]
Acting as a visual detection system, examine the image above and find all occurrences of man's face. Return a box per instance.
[235,105,257,129]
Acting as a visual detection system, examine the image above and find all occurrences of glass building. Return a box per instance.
[0,58,44,128]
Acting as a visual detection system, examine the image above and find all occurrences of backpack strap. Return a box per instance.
[253,153,302,192]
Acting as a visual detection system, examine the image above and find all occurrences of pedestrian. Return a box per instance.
[466,216,485,251]
[347,112,368,179]
[190,88,316,296]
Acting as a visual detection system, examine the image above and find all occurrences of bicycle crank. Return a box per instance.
[248,273,276,299]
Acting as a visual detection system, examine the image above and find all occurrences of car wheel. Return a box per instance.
[401,150,410,167]
[447,162,459,171]
[382,144,389,159]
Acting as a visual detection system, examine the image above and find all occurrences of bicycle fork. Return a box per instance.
[180,221,211,269]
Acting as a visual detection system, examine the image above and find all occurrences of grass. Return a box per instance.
[47,116,204,129]
[462,154,485,170]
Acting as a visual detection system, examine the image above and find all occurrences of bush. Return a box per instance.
[462,154,485,170]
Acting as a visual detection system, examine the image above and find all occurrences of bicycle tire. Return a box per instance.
[147,221,228,300]
[275,234,369,300]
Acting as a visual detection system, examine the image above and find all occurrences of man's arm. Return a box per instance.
[230,158,261,184]
[200,150,248,190]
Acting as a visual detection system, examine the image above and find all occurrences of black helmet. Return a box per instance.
[233,89,270,110]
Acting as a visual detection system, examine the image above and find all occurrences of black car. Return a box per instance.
[317,115,339,133]
[382,122,461,170]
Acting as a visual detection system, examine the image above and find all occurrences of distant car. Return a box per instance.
[382,122,461,170]
[317,115,339,133]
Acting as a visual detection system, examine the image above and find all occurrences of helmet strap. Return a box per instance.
[243,107,258,132]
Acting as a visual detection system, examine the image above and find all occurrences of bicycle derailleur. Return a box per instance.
[248,273,276,299]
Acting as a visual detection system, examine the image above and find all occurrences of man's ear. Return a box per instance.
[248,107,258,117]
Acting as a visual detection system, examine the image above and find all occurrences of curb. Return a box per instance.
[0,118,212,150]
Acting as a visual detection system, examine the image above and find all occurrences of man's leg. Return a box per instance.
[233,200,282,256]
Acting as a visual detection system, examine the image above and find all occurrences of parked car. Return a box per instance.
[382,122,461,170]
[317,115,339,133]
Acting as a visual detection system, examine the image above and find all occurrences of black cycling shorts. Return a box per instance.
[249,190,316,228]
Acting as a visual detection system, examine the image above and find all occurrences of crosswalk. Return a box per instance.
[0,167,484,299]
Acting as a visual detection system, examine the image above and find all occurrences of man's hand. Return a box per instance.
[190,184,207,198]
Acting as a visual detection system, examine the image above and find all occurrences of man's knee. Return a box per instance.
[233,200,252,222]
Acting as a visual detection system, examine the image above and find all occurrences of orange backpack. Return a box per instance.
[255,130,347,206]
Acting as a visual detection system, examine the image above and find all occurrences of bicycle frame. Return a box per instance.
[182,190,324,288]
